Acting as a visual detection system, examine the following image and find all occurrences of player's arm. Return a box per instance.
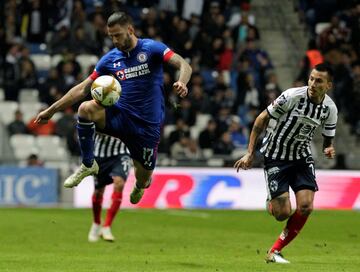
[167,53,192,97]
[35,77,94,123]
[234,110,270,171]
[323,136,335,159]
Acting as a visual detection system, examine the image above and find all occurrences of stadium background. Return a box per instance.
[0,1,359,208]
[0,1,360,271]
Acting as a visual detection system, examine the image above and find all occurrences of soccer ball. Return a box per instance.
[91,75,121,106]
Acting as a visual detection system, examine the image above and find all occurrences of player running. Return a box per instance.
[234,63,337,263]
[35,12,192,204]
[88,133,131,242]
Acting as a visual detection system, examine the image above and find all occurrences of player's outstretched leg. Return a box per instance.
[130,161,153,204]
[64,160,99,188]
[130,177,152,204]
[64,116,99,188]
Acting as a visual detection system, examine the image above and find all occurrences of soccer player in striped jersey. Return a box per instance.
[88,133,131,242]
[35,12,192,204]
[234,63,337,263]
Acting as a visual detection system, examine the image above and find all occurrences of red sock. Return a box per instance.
[92,194,103,224]
[271,210,309,252]
[103,191,123,227]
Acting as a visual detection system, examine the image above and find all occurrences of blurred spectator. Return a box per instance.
[7,109,28,136]
[39,67,66,105]
[171,135,201,159]
[231,13,260,48]
[49,25,72,55]
[214,131,235,155]
[174,98,197,126]
[27,109,56,135]
[70,26,98,55]
[19,57,38,89]
[297,39,324,83]
[228,116,248,148]
[198,119,218,149]
[263,72,282,106]
[168,118,190,147]
[189,84,211,113]
[56,107,76,137]
[27,153,43,167]
[21,0,48,43]
[4,43,21,101]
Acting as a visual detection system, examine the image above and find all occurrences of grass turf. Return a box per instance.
[0,209,359,272]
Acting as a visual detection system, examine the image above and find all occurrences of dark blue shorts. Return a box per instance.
[98,106,161,170]
[94,154,131,189]
[264,156,318,200]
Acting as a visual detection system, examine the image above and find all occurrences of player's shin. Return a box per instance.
[270,210,309,252]
[92,194,103,224]
[77,117,95,167]
[104,191,123,227]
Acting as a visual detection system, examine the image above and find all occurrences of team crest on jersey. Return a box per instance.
[116,70,126,80]
[294,124,314,141]
[137,52,148,63]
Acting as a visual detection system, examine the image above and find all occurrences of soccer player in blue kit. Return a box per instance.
[35,12,192,204]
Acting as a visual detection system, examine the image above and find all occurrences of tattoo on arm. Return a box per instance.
[252,125,263,135]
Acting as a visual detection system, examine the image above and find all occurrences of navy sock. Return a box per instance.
[77,117,95,167]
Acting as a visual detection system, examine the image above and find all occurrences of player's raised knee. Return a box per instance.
[78,101,103,121]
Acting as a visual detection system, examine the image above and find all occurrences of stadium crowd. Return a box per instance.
[296,0,360,137]
[0,0,358,166]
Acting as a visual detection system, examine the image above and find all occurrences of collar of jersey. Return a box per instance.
[306,87,324,105]
[119,38,142,58]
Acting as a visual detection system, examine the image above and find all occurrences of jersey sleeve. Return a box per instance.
[322,103,338,137]
[151,40,174,62]
[89,55,109,80]
[266,89,294,119]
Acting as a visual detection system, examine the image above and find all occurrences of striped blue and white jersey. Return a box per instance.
[260,86,338,160]
[94,133,130,158]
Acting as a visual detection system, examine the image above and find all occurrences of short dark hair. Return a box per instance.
[314,63,334,81]
[107,12,133,27]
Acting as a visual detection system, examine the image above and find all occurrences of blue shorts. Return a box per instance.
[94,154,131,189]
[98,106,161,170]
[264,156,318,200]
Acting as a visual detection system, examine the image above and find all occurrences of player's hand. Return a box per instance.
[34,108,54,124]
[323,147,335,159]
[234,153,254,172]
[173,81,188,98]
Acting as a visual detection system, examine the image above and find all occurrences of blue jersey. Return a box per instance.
[90,38,174,125]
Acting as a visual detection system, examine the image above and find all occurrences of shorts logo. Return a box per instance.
[267,166,280,176]
[137,52,148,63]
[269,180,278,192]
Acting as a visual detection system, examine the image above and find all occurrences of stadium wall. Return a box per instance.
[1,167,359,209]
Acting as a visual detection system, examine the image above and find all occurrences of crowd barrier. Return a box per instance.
[1,167,359,209]
[74,168,360,210]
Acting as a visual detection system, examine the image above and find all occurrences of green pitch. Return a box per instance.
[0,209,359,272]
